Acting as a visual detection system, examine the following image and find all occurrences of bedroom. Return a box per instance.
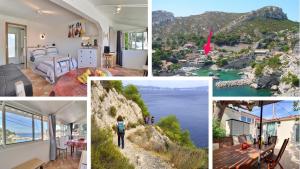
[0,0,148,96]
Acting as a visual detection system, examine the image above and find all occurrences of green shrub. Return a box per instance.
[255,63,265,77]
[91,116,134,169]
[123,85,150,117]
[213,119,226,139]
[101,81,123,93]
[216,57,228,67]
[127,122,137,129]
[169,146,208,169]
[157,115,194,148]
[282,72,300,87]
[109,106,117,117]
[267,55,281,69]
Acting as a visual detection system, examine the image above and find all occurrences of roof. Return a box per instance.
[263,115,300,123]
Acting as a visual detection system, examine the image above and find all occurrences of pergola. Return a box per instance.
[213,100,279,149]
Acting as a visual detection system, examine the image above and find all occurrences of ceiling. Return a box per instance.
[8,100,87,124]
[88,0,148,29]
[0,0,82,24]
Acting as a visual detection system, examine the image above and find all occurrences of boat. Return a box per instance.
[208,72,214,76]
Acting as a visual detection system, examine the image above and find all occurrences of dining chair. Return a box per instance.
[56,137,68,159]
[219,136,233,148]
[264,138,289,169]
[269,136,277,145]
[238,135,247,144]
[232,136,240,145]
[245,135,254,144]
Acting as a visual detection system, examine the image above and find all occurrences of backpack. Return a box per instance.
[117,121,125,134]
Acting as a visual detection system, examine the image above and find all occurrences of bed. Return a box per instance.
[29,47,77,84]
[0,64,33,96]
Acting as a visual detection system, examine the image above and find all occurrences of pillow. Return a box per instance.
[46,47,58,56]
[31,48,46,61]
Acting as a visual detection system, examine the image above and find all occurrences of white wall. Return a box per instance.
[222,108,257,137]
[0,14,99,65]
[275,120,299,146]
[0,141,50,169]
[122,50,147,70]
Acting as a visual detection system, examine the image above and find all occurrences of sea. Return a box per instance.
[138,86,208,148]
[194,68,272,96]
[15,133,41,143]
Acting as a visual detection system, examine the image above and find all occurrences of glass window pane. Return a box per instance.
[8,33,16,58]
[34,115,42,140]
[143,32,148,50]
[136,33,143,50]
[5,107,33,144]
[43,116,49,140]
[56,123,62,138]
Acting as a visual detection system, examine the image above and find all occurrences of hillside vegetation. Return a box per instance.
[91,116,134,169]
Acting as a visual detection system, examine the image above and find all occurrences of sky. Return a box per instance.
[251,101,300,119]
[122,80,208,88]
[152,0,300,21]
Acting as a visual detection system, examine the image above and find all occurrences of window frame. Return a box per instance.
[125,31,148,50]
[1,104,49,147]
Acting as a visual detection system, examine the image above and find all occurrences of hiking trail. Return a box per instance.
[113,125,174,169]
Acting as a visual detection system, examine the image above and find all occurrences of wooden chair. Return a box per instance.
[238,135,247,144]
[269,136,277,145]
[219,136,233,148]
[264,138,289,169]
[56,137,68,159]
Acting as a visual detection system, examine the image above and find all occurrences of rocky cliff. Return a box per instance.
[91,81,144,129]
[153,6,295,40]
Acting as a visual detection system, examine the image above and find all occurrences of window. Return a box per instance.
[125,32,148,50]
[43,116,49,140]
[72,123,87,138]
[8,33,16,58]
[56,123,68,138]
[241,116,252,123]
[5,107,33,144]
[34,115,42,140]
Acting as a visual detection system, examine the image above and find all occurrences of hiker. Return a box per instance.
[116,115,125,149]
[151,116,154,124]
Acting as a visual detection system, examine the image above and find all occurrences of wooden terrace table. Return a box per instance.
[213,144,275,169]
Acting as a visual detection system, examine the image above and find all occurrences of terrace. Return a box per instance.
[213,100,300,169]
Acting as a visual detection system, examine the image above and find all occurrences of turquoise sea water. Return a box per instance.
[194,68,272,96]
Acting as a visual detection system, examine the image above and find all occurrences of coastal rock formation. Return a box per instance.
[216,79,253,88]
[223,53,255,69]
[152,10,175,25]
[256,73,280,88]
[91,81,143,129]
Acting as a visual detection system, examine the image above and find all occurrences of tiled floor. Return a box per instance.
[44,153,80,169]
[21,66,144,96]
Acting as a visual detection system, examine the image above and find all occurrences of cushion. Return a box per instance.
[232,136,239,145]
[31,48,46,61]
[46,47,58,56]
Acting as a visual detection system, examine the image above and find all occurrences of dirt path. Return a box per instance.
[113,126,173,169]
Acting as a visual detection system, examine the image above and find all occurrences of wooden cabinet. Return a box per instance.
[78,49,98,68]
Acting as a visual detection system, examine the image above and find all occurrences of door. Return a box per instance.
[5,22,27,68]
[8,33,16,61]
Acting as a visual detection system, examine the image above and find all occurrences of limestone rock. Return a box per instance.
[91,81,143,129]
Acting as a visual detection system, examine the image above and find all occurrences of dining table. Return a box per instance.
[213,143,275,169]
[67,139,87,156]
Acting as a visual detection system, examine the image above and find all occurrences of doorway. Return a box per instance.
[5,22,27,68]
